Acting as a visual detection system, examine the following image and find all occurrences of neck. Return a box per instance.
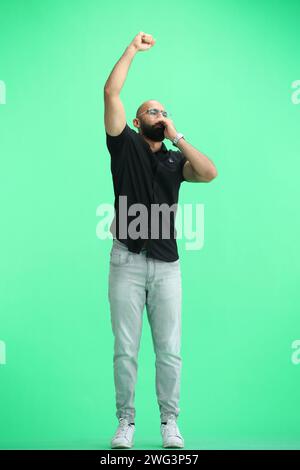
[142,135,163,153]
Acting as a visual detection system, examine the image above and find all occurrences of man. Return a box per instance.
[104,32,218,449]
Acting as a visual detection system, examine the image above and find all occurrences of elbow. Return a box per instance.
[209,168,218,181]
[203,167,218,182]
[104,86,120,97]
[208,162,218,180]
[104,89,121,101]
[104,85,115,95]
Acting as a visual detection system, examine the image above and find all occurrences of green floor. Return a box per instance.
[1,438,300,450]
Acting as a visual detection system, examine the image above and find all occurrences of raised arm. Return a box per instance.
[104,32,156,137]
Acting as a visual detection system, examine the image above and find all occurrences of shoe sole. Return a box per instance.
[111,445,133,449]
[111,441,134,449]
[163,441,184,448]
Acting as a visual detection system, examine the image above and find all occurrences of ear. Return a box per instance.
[133,118,140,129]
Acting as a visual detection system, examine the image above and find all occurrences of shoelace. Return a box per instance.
[162,419,182,439]
[115,419,131,439]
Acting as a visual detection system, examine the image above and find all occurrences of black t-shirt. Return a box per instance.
[105,123,187,262]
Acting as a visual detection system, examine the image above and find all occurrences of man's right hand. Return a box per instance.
[129,32,156,52]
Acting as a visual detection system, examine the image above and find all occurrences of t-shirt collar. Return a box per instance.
[137,133,168,154]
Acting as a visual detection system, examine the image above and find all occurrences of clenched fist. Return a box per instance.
[129,32,156,52]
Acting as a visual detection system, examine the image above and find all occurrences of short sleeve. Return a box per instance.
[105,122,131,154]
[105,123,132,173]
[173,150,188,182]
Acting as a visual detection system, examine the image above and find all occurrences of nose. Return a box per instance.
[155,116,165,125]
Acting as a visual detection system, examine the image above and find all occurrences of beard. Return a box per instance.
[139,120,165,142]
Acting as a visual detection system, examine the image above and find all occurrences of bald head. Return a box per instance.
[135,100,165,119]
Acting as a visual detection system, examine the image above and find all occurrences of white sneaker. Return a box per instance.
[110,417,135,449]
[161,415,184,448]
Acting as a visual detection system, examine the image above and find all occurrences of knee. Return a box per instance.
[155,347,182,363]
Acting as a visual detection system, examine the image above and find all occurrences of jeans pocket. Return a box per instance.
[110,249,130,267]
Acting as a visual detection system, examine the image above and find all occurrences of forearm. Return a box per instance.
[104,45,137,95]
[176,138,218,179]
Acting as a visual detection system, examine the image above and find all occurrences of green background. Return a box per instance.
[1,0,300,450]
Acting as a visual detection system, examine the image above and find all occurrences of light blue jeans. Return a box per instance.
[108,238,182,423]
